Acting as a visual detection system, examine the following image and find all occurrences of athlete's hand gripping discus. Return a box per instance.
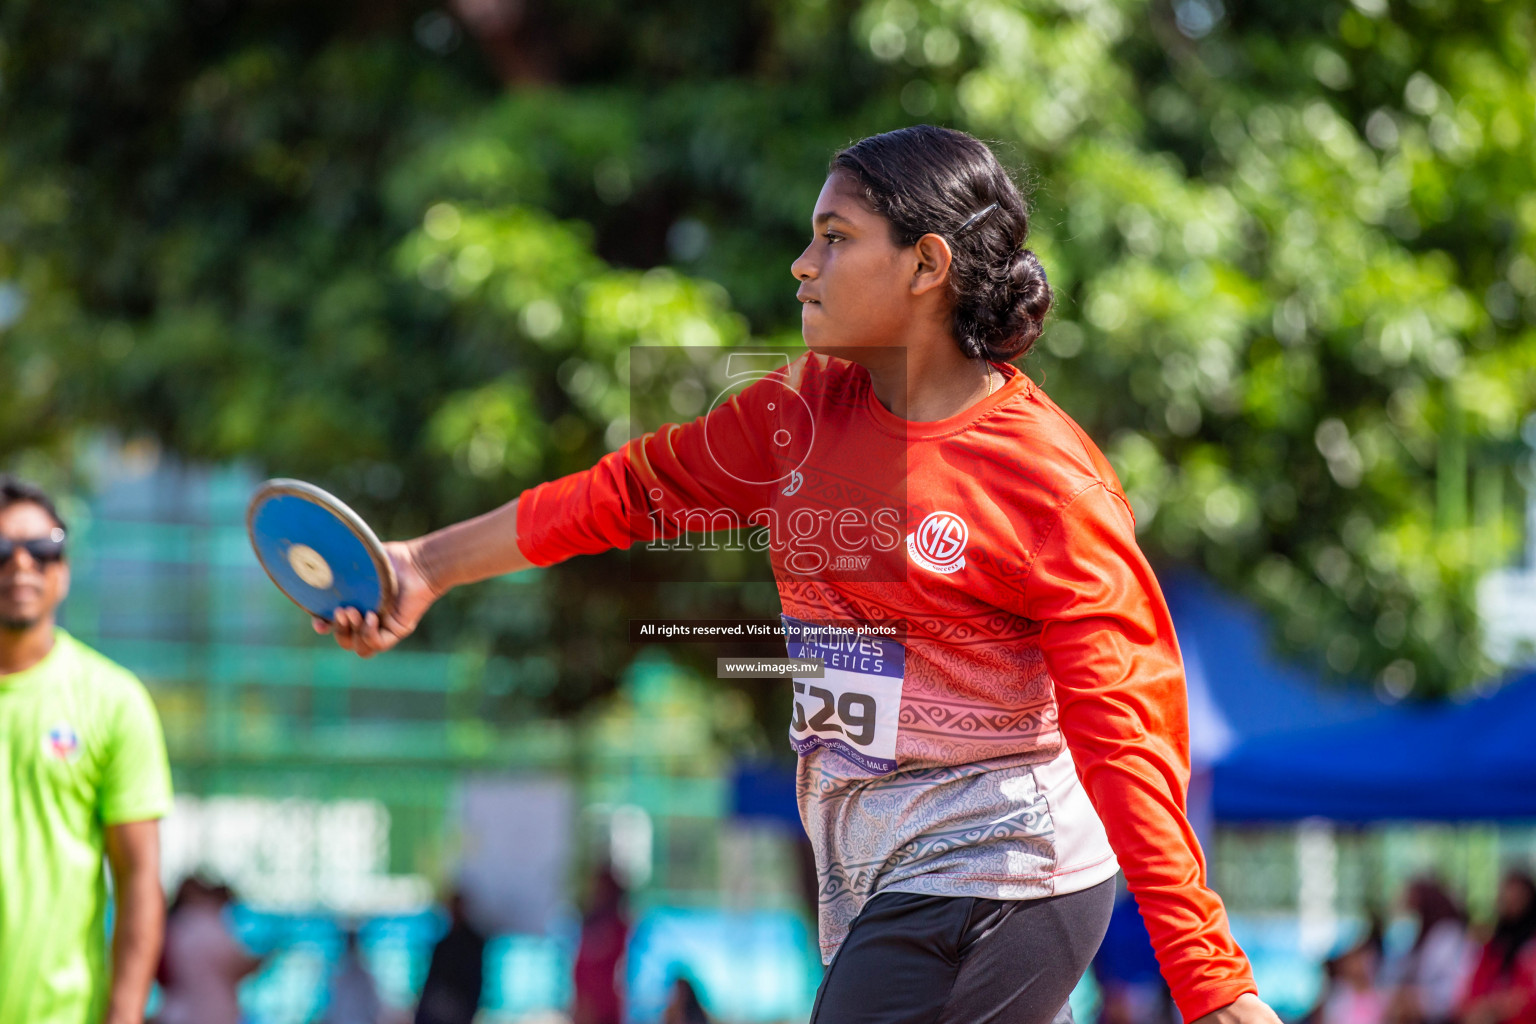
[246,479,398,622]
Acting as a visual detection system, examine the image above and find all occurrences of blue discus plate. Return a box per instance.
[247,479,397,621]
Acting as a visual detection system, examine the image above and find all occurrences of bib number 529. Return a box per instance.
[792,681,877,746]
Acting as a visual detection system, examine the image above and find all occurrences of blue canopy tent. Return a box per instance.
[1170,571,1536,822]
[1212,667,1536,822]
[1161,572,1386,767]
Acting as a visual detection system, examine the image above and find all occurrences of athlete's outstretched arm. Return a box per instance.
[1025,482,1279,1024]
[319,498,533,657]
[321,366,784,657]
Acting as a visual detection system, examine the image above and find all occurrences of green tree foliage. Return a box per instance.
[2,0,1532,709]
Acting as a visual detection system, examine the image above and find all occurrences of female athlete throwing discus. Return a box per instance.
[320,125,1281,1024]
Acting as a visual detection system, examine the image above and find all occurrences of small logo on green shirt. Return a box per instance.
[45,723,81,762]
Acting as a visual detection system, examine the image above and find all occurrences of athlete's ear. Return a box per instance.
[911,233,953,297]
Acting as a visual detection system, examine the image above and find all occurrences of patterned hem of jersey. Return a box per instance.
[817,855,1121,958]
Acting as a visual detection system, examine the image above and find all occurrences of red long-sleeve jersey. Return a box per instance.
[516,352,1256,1021]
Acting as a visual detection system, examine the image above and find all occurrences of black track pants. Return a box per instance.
[809,878,1117,1024]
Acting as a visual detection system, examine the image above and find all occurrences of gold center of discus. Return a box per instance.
[287,544,334,590]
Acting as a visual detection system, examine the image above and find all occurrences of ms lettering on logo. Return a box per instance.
[46,723,81,762]
[907,510,968,574]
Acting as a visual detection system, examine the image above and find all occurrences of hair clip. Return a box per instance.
[953,202,1000,236]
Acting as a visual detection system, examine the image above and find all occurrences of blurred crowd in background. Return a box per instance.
[149,861,740,1024]
[142,862,1536,1024]
[1089,872,1536,1024]
[1298,872,1536,1024]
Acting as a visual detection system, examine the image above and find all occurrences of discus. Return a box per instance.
[246,479,398,622]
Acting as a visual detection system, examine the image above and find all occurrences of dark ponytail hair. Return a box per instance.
[831,125,1051,361]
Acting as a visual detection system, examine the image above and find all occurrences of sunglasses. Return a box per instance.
[0,528,67,566]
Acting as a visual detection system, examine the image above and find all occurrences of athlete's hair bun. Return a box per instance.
[832,125,1054,361]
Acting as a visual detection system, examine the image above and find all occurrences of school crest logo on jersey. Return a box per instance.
[907,511,968,574]
[45,723,81,762]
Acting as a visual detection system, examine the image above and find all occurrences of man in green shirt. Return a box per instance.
[0,476,173,1024]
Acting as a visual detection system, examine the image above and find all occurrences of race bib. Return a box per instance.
[783,616,904,775]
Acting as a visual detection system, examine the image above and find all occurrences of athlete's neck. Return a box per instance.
[861,339,995,422]
[0,620,57,677]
